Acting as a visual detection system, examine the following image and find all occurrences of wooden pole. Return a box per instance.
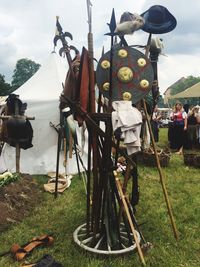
[142,32,179,240]
[63,138,67,173]
[16,143,20,173]
[69,130,73,158]
[86,0,99,235]
[114,171,146,266]
[86,127,92,234]
[142,99,179,240]
[118,162,131,222]
[54,127,62,199]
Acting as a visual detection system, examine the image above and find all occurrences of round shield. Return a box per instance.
[96,46,154,104]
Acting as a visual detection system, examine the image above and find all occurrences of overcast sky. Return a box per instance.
[0,0,200,93]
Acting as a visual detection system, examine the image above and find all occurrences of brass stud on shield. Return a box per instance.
[117,67,133,83]
[103,82,110,91]
[138,58,147,67]
[118,49,128,58]
[101,60,110,69]
[140,79,149,89]
[123,92,132,101]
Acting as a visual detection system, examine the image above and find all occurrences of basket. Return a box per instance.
[184,152,200,168]
[138,148,171,167]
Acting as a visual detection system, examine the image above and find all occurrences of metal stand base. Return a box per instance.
[73,223,141,255]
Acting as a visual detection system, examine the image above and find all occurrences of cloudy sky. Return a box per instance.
[0,0,200,93]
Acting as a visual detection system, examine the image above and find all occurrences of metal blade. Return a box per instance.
[64,32,73,40]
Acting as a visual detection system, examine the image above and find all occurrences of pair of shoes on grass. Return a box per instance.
[11,235,54,261]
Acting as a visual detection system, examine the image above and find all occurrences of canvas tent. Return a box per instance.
[169,82,200,99]
[0,52,86,175]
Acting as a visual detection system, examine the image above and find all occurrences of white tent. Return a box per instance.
[0,52,86,175]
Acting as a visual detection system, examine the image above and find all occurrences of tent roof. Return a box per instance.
[14,52,68,102]
[169,82,200,99]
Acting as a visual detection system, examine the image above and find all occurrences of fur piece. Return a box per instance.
[115,12,145,35]
[150,37,164,54]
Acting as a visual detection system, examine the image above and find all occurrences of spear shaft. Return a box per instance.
[86,0,98,233]
[86,0,95,113]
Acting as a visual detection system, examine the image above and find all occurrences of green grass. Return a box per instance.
[0,128,199,267]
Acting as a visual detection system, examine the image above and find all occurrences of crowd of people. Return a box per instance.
[151,102,200,154]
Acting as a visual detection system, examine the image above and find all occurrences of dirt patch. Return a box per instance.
[0,174,43,232]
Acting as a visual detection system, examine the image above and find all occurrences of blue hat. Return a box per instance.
[140,5,177,34]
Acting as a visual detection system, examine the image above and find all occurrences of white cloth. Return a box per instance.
[112,101,142,155]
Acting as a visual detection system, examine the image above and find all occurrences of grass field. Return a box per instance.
[0,128,199,267]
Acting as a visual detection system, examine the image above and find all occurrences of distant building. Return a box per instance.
[163,77,186,104]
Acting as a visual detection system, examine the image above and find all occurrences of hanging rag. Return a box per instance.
[112,101,142,155]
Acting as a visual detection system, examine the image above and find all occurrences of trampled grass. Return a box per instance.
[0,128,199,267]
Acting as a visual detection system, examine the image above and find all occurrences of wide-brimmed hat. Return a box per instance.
[140,5,177,34]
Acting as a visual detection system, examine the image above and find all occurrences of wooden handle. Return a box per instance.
[142,99,179,240]
[16,143,20,173]
[114,171,146,266]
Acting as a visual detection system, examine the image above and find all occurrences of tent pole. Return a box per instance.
[16,143,20,173]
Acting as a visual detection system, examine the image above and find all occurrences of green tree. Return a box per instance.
[0,74,12,95]
[170,75,200,96]
[11,58,40,90]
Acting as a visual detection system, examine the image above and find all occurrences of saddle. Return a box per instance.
[0,94,33,149]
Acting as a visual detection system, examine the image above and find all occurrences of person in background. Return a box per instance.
[183,103,190,114]
[151,105,162,142]
[188,106,200,124]
[169,102,187,154]
[187,106,200,149]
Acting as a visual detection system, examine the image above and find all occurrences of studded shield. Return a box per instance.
[96,46,154,103]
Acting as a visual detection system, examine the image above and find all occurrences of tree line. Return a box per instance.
[170,75,200,96]
[169,75,200,106]
[0,58,40,96]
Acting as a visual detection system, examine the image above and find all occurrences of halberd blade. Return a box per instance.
[64,32,73,40]
[59,47,65,57]
[70,45,79,55]
[53,35,61,46]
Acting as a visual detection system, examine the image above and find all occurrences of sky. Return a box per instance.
[0,0,200,94]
